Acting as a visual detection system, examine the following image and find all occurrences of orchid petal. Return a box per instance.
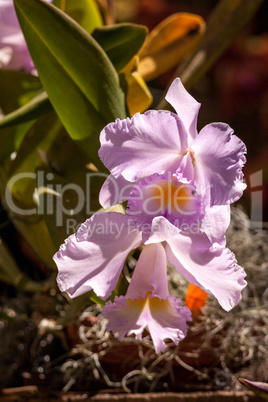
[192,123,247,205]
[99,174,133,209]
[165,77,200,142]
[165,232,247,311]
[143,216,181,244]
[147,295,191,353]
[54,212,142,300]
[104,293,191,353]
[127,243,169,298]
[201,204,231,246]
[175,152,195,181]
[103,244,191,353]
[99,110,188,181]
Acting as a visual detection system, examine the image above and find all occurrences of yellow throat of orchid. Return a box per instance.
[147,179,193,214]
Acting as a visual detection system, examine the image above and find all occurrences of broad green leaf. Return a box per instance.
[54,0,103,34]
[3,114,64,266]
[138,13,205,82]
[0,91,53,129]
[14,0,126,169]
[92,23,148,72]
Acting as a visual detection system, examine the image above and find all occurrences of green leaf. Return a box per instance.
[3,114,65,267]
[14,0,126,169]
[0,91,53,129]
[54,0,103,34]
[5,112,105,262]
[92,23,148,71]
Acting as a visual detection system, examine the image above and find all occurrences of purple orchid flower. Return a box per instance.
[98,78,247,212]
[54,212,246,314]
[102,243,191,353]
[100,150,232,246]
[0,0,51,73]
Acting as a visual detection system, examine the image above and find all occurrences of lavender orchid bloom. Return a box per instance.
[102,243,191,353]
[101,160,230,246]
[54,212,246,314]
[0,0,51,73]
[99,78,247,210]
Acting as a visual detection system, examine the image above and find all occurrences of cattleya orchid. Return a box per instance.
[54,78,247,353]
[0,0,51,73]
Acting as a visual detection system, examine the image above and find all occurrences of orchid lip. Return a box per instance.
[146,179,195,215]
[127,172,205,234]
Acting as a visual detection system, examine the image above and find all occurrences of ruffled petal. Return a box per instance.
[99,110,188,181]
[103,293,191,353]
[103,295,147,341]
[54,212,142,299]
[191,123,247,206]
[165,77,200,142]
[103,242,191,353]
[165,231,247,311]
[147,295,191,353]
[127,171,204,242]
[99,174,133,208]
[201,204,231,246]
